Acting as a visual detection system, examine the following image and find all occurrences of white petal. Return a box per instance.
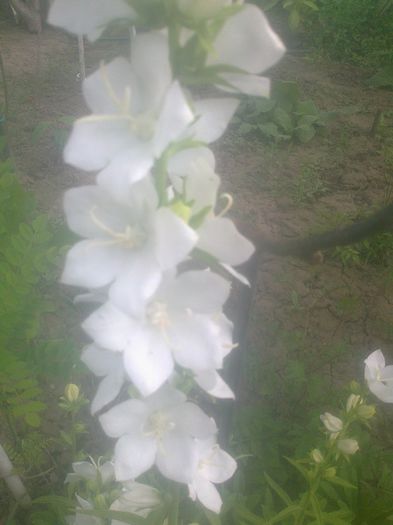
[162,270,231,314]
[91,372,125,415]
[145,385,186,412]
[97,147,154,199]
[198,446,237,483]
[208,4,285,73]
[81,344,123,377]
[194,370,234,399]
[83,57,135,114]
[365,349,385,381]
[99,462,115,485]
[153,82,195,157]
[168,403,217,439]
[64,116,134,172]
[109,253,162,315]
[99,399,147,438]
[153,208,197,270]
[168,147,216,176]
[190,98,239,143]
[82,303,135,352]
[220,262,250,286]
[156,433,198,483]
[130,32,172,113]
[169,314,224,371]
[193,477,223,513]
[61,240,128,289]
[114,434,156,481]
[48,0,134,41]
[381,365,393,382]
[367,381,393,403]
[123,329,174,396]
[71,462,96,480]
[198,217,255,266]
[218,73,270,97]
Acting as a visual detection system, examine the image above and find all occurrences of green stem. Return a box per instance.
[168,485,181,525]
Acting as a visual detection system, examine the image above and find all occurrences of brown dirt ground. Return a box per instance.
[1,14,393,510]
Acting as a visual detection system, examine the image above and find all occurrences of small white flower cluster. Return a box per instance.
[48,0,284,515]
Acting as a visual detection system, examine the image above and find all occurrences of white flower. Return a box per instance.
[320,413,343,433]
[65,459,114,485]
[64,32,238,198]
[110,482,161,524]
[206,3,285,97]
[82,270,233,396]
[61,176,197,303]
[188,438,237,513]
[364,349,393,403]
[81,345,125,415]
[48,0,135,42]
[168,147,255,282]
[99,385,217,483]
[68,495,103,525]
[337,439,359,456]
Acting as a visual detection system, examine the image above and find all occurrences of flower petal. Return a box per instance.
[367,381,393,403]
[168,147,216,175]
[82,303,135,352]
[153,208,197,270]
[218,73,270,97]
[194,370,235,399]
[48,0,134,41]
[198,445,237,483]
[81,344,123,377]
[190,98,239,143]
[145,384,186,412]
[156,433,198,483]
[208,4,285,74]
[168,403,217,439]
[123,329,174,396]
[192,477,223,513]
[365,349,385,381]
[91,371,125,415]
[71,461,96,480]
[114,434,156,481]
[61,240,127,289]
[198,216,255,266]
[99,399,147,438]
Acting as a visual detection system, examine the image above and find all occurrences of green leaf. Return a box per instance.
[310,494,323,524]
[295,100,319,116]
[273,107,293,133]
[269,505,301,524]
[272,81,300,112]
[264,473,293,505]
[294,124,316,143]
[24,412,41,427]
[328,476,357,490]
[288,8,301,30]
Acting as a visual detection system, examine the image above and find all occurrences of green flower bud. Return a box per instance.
[311,449,324,464]
[337,438,359,455]
[346,394,362,412]
[64,383,80,402]
[324,467,336,479]
[320,412,343,433]
[170,201,192,223]
[357,404,376,419]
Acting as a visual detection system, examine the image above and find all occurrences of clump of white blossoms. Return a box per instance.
[48,0,284,518]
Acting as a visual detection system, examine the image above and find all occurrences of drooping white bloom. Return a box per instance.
[364,349,393,403]
[188,438,237,513]
[168,148,255,282]
[110,482,162,525]
[62,176,197,303]
[83,271,233,396]
[320,413,343,433]
[65,458,114,485]
[206,3,285,97]
[81,345,125,415]
[99,386,217,483]
[48,0,135,42]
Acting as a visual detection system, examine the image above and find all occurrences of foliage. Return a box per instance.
[256,0,319,31]
[304,0,393,68]
[233,80,350,143]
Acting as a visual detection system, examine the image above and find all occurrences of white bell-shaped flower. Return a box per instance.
[364,349,393,403]
[62,176,197,304]
[188,438,237,513]
[99,386,217,483]
[48,0,135,42]
[65,458,114,485]
[110,482,162,524]
[82,270,233,396]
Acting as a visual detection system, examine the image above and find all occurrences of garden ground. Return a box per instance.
[1,14,393,513]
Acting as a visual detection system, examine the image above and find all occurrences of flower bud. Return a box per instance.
[337,439,359,455]
[311,449,324,463]
[324,467,336,479]
[65,383,80,402]
[178,0,231,19]
[320,412,343,433]
[357,404,376,419]
[346,394,362,412]
[170,201,192,223]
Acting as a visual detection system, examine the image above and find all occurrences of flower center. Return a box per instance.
[90,207,146,248]
[144,411,175,439]
[146,302,171,330]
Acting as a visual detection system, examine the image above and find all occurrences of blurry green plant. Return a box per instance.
[233,80,354,143]
[258,0,318,31]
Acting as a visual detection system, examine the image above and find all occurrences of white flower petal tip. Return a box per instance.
[364,349,393,403]
[48,0,135,41]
